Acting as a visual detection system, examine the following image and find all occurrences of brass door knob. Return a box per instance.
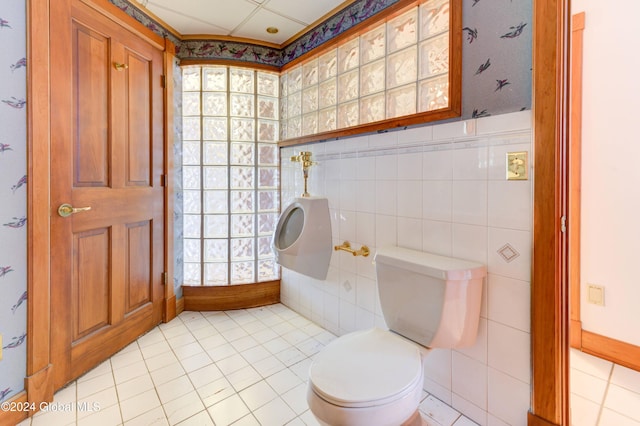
[58,203,92,218]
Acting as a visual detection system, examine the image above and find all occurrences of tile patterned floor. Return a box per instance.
[570,349,640,426]
[17,304,476,426]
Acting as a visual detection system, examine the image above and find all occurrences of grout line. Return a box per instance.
[595,362,615,426]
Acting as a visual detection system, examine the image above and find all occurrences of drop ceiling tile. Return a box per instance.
[146,4,229,34]
[232,8,306,45]
[265,0,346,25]
[148,0,258,34]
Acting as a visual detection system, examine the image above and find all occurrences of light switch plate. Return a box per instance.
[587,284,605,306]
[507,151,528,180]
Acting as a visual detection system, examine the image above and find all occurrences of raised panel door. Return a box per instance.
[50,0,165,389]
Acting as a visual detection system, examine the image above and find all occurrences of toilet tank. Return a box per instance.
[374,246,486,349]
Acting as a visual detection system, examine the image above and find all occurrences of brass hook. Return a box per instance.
[113,62,129,71]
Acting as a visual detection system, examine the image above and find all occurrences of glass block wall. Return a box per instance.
[182,66,280,286]
[280,0,450,140]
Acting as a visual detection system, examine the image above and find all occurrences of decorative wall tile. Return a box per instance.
[386,83,416,118]
[337,69,359,103]
[338,38,360,73]
[257,72,279,97]
[205,263,227,286]
[230,143,254,165]
[258,121,278,142]
[318,79,337,109]
[287,67,302,94]
[387,8,418,53]
[318,108,337,133]
[204,239,227,262]
[203,66,227,91]
[302,113,318,136]
[302,87,318,114]
[318,50,337,82]
[360,93,385,124]
[360,59,385,96]
[302,59,319,88]
[419,33,449,79]
[204,142,227,165]
[203,117,227,141]
[258,97,278,120]
[204,92,227,116]
[182,92,201,115]
[183,215,201,239]
[204,215,229,239]
[419,75,449,112]
[337,101,359,129]
[386,46,417,89]
[420,0,450,39]
[360,25,386,64]
[230,68,255,93]
[230,94,255,117]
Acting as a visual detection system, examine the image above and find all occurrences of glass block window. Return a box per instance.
[280,0,450,139]
[182,66,280,286]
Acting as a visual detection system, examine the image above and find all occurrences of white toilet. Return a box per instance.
[307,246,486,426]
[272,197,332,280]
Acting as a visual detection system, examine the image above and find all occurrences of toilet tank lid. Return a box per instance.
[374,246,486,280]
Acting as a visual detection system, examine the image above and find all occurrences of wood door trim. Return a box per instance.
[530,0,570,425]
[26,0,171,408]
[26,0,55,410]
[569,12,585,350]
[163,38,177,323]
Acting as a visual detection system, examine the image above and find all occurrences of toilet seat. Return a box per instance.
[309,328,423,408]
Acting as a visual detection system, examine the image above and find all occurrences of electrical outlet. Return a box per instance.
[587,284,605,306]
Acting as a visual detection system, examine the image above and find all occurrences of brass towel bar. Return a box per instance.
[334,241,370,257]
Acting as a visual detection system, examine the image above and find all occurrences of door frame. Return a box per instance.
[24,0,176,409]
[529,0,570,424]
[20,0,569,423]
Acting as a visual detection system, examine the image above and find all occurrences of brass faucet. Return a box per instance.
[290,151,315,197]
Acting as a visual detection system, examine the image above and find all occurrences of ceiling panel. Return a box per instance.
[231,8,306,45]
[139,0,352,44]
[145,4,229,34]
[264,0,345,26]
[146,0,258,34]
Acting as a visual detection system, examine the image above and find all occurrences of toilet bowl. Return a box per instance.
[307,246,486,425]
[272,197,332,280]
[307,328,424,426]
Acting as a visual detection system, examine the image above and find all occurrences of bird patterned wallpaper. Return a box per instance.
[461,0,531,118]
[0,0,530,400]
[0,1,27,404]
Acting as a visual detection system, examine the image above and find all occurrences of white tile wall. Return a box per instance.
[279,111,533,425]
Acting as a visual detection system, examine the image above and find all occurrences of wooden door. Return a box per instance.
[50,0,165,389]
